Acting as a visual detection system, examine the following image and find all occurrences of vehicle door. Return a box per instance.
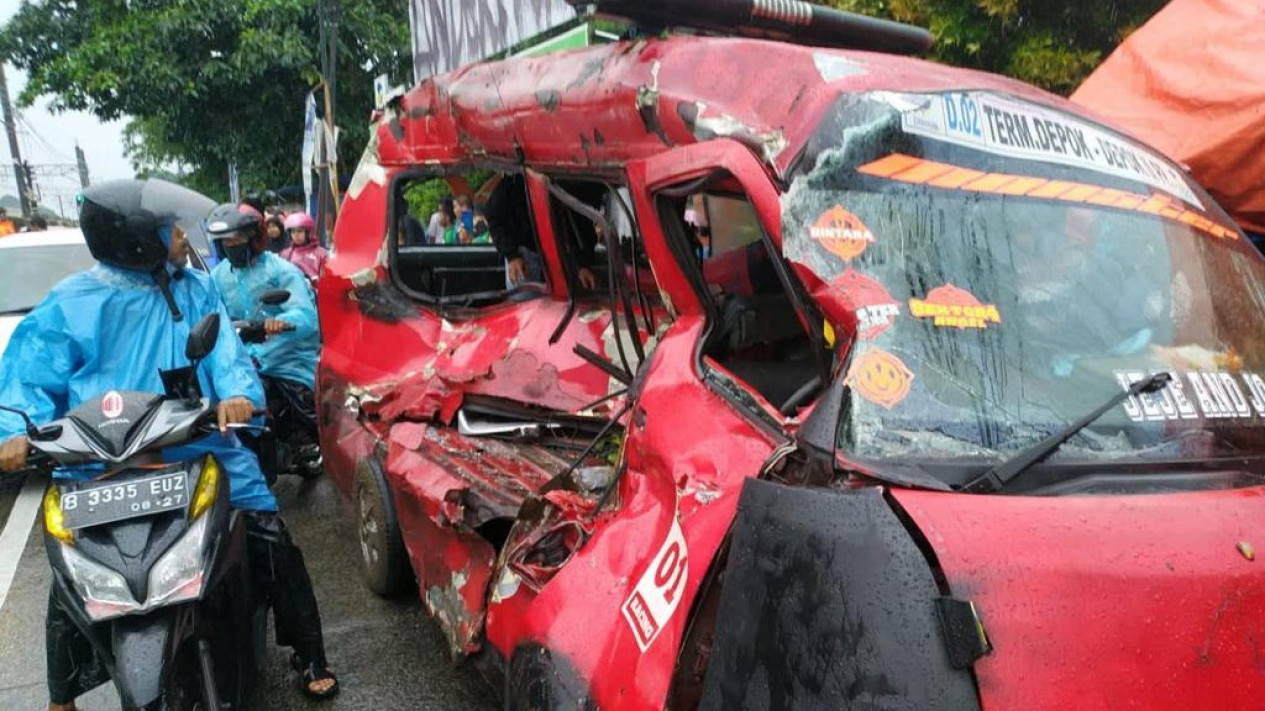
[484,139,835,709]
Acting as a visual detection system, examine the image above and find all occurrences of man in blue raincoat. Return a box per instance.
[205,203,322,475]
[0,180,339,708]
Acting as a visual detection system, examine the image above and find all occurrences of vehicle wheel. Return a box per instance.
[353,458,413,597]
[159,654,205,711]
[294,444,324,480]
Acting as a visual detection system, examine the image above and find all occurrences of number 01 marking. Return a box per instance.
[622,518,689,652]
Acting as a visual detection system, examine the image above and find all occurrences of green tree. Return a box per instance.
[0,0,411,198]
[823,0,1164,95]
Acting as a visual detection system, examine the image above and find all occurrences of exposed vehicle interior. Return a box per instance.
[658,188,824,414]
[390,169,530,305]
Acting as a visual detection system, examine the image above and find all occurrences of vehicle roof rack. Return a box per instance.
[568,0,933,56]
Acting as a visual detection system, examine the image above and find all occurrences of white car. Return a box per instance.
[0,229,98,353]
[0,227,212,354]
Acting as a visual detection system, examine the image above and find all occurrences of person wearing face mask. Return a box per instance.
[205,203,323,477]
[205,204,320,388]
[279,212,327,280]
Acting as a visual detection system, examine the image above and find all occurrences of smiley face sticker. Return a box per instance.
[847,347,914,409]
[810,205,875,262]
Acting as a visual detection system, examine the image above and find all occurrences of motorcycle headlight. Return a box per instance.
[147,513,209,607]
[190,454,219,521]
[44,485,73,545]
[60,544,140,621]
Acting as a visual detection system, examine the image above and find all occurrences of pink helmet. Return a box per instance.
[284,212,316,231]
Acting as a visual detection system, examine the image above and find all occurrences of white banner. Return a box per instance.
[408,0,576,82]
[898,91,1201,206]
[301,94,317,215]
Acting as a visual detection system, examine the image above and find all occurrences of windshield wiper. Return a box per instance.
[962,372,1173,494]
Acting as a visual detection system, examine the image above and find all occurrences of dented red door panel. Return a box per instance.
[485,316,782,709]
[385,421,574,654]
[893,487,1265,710]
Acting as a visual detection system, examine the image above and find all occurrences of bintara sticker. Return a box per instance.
[810,205,875,261]
[847,347,915,409]
[909,284,1001,330]
[827,269,901,340]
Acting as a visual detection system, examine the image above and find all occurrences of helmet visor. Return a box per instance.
[139,180,216,259]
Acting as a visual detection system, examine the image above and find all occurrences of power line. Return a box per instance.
[15,111,72,163]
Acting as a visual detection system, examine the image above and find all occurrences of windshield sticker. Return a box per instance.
[896,91,1201,206]
[909,285,1002,330]
[810,205,875,261]
[819,269,901,340]
[1116,371,1265,422]
[859,153,1240,243]
[847,347,914,409]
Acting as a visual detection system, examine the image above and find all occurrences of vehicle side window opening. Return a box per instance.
[657,186,824,414]
[388,168,546,307]
[548,178,669,379]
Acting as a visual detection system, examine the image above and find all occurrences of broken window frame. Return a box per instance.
[653,175,832,427]
[386,163,546,312]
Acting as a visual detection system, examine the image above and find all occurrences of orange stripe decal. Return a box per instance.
[855,153,1240,243]
[892,160,957,184]
[858,154,923,178]
[929,168,986,188]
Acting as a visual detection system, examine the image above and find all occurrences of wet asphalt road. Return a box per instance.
[0,472,499,710]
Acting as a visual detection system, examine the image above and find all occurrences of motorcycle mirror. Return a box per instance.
[186,313,221,362]
[0,403,40,440]
[260,289,291,306]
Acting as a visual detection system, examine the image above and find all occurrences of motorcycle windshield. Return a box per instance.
[783,91,1265,470]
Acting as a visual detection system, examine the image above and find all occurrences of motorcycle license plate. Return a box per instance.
[60,472,189,530]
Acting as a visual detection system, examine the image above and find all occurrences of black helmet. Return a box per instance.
[205,203,266,268]
[78,178,216,273]
[77,178,216,320]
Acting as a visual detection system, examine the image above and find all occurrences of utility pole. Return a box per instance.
[75,144,89,188]
[0,63,33,219]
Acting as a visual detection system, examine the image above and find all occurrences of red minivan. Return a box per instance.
[317,2,1265,708]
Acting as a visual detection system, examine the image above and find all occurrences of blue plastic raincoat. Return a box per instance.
[0,264,277,512]
[211,252,319,389]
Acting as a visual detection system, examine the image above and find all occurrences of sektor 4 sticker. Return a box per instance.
[909,284,1001,330]
[810,205,875,261]
[825,269,900,340]
[622,517,689,653]
[847,347,915,409]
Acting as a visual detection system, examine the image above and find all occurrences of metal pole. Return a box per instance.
[75,144,89,188]
[0,64,32,219]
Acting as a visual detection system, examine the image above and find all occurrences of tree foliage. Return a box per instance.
[823,0,1165,95]
[0,0,411,199]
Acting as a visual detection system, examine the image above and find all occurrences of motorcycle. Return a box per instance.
[232,289,322,483]
[0,313,268,711]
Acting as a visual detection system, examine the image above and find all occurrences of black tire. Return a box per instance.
[159,651,205,711]
[353,458,413,597]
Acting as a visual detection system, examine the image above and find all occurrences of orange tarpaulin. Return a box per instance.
[1071,0,1265,234]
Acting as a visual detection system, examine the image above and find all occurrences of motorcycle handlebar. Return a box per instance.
[233,320,296,344]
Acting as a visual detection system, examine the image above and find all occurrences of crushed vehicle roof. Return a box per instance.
[378,35,1097,178]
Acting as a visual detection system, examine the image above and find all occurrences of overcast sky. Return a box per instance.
[0,0,132,218]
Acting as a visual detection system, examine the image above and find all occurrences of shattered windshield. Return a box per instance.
[784,91,1265,467]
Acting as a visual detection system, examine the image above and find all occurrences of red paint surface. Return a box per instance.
[894,487,1265,710]
[312,25,1233,710]
[484,317,779,709]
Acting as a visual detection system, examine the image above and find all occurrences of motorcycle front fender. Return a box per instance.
[110,605,196,710]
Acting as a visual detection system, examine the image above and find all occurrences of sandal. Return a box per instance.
[291,651,340,700]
